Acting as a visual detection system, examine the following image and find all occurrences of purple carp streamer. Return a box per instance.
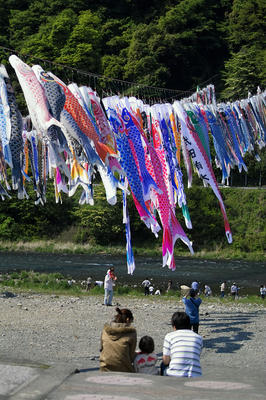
[0,56,265,272]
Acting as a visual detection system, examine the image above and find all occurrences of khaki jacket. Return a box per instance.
[100,322,137,372]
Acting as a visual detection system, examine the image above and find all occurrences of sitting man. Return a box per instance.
[161,311,203,377]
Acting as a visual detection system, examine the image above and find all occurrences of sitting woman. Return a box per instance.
[100,307,137,372]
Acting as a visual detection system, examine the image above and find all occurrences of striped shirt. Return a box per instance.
[163,329,203,377]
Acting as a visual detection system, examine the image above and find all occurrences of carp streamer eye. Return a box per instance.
[122,113,130,122]
[40,71,54,82]
[6,83,14,93]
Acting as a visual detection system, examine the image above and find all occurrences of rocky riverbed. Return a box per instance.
[0,292,265,373]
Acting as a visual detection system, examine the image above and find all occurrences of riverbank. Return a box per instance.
[1,252,265,296]
[1,269,266,302]
[0,240,265,261]
[0,291,265,374]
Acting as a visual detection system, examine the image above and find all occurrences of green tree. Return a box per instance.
[224,189,266,253]
[0,182,75,241]
[185,186,225,250]
[56,10,103,72]
[11,9,78,62]
[72,184,124,245]
[101,18,135,86]
[123,0,230,93]
[222,0,266,99]
[124,23,169,88]
[1,0,232,95]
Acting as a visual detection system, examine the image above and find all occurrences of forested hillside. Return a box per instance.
[0,185,265,258]
[0,0,265,100]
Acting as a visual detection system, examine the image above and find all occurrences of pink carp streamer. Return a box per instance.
[147,143,193,270]
[0,57,265,271]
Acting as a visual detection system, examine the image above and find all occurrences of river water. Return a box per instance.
[0,252,265,295]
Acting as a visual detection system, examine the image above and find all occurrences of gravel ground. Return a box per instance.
[0,292,265,372]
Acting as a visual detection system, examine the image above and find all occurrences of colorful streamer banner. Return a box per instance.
[0,55,265,271]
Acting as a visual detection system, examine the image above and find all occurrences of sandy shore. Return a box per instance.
[0,292,265,373]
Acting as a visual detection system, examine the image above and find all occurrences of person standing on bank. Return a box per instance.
[230,282,239,300]
[166,280,173,293]
[260,284,266,300]
[86,276,92,291]
[182,289,202,334]
[220,281,226,298]
[104,267,117,306]
[142,278,151,296]
[191,280,199,294]
[204,284,212,297]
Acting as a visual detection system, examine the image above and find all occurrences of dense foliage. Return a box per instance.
[0,184,265,257]
[0,182,75,240]
[222,0,266,99]
[0,0,265,99]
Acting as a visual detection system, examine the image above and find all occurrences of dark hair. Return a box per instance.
[139,336,154,354]
[189,289,196,298]
[171,312,191,330]
[110,267,114,272]
[114,307,133,323]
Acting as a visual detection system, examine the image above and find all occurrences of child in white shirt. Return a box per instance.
[134,336,158,375]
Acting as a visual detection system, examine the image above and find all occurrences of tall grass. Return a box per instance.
[0,240,264,261]
[0,271,265,305]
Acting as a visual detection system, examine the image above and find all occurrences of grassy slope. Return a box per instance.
[0,188,265,261]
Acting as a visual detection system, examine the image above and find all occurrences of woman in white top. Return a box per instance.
[104,267,117,306]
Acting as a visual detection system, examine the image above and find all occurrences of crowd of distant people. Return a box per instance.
[78,272,265,302]
[140,277,264,300]
[75,271,265,303]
